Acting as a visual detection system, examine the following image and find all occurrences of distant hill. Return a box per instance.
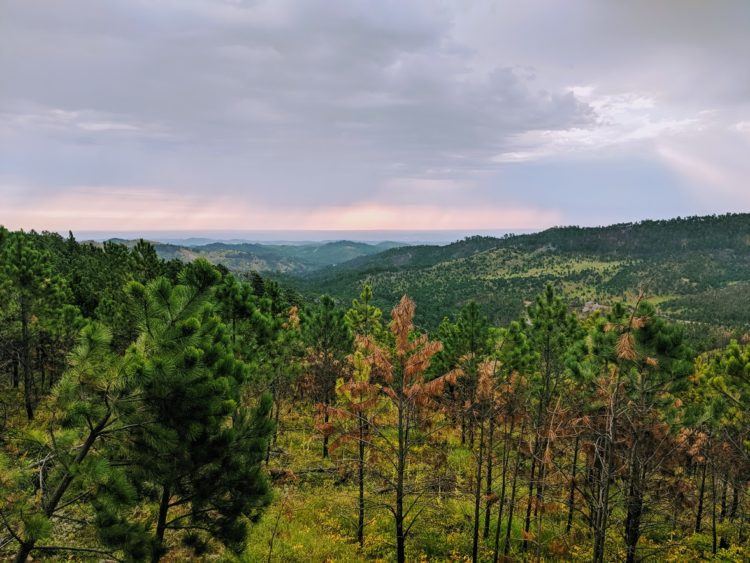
[102,239,407,274]
[280,214,750,332]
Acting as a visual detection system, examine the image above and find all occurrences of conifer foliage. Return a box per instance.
[1,229,749,562]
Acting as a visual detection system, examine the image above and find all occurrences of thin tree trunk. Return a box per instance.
[483,416,495,539]
[711,465,717,555]
[461,412,466,445]
[21,296,34,421]
[565,434,580,534]
[720,473,728,522]
[152,483,172,563]
[395,397,406,563]
[533,436,548,520]
[12,355,19,388]
[503,420,526,558]
[273,395,281,445]
[38,346,45,392]
[357,414,366,548]
[266,381,279,464]
[491,417,515,563]
[729,482,739,521]
[472,420,485,562]
[696,463,707,533]
[593,380,617,563]
[522,436,539,552]
[624,451,644,563]
[322,402,330,459]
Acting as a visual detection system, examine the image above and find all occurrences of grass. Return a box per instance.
[238,405,749,562]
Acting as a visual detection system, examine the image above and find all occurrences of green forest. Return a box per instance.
[1,221,749,562]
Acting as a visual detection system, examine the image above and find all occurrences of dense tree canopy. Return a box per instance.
[0,228,748,562]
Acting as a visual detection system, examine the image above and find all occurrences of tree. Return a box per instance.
[302,295,352,458]
[357,295,458,563]
[432,301,492,446]
[0,232,69,420]
[604,297,692,563]
[130,239,163,283]
[4,322,149,562]
[337,284,385,547]
[122,259,274,561]
[330,350,384,548]
[215,273,260,347]
[489,321,533,561]
[521,284,583,553]
[263,304,304,463]
[345,283,383,340]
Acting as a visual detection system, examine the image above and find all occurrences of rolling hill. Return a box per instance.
[105,239,407,274]
[280,214,750,335]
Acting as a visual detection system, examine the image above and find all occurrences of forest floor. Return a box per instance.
[1,395,745,562]
[237,407,746,563]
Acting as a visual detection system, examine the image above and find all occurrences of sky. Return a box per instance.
[2,0,750,233]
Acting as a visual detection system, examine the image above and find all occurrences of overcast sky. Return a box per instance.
[2,1,749,232]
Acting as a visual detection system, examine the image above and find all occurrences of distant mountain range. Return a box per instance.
[106,214,750,340]
[103,239,408,274]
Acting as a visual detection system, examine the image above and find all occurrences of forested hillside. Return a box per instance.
[1,226,749,562]
[106,239,405,274]
[287,214,750,334]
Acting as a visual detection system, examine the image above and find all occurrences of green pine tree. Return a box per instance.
[122,259,274,562]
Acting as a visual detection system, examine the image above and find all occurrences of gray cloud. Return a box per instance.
[1,0,749,229]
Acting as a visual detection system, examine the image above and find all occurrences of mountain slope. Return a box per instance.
[283,214,750,331]
[107,239,407,274]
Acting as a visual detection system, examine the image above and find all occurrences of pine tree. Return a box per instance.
[357,295,458,563]
[215,273,262,348]
[122,259,274,561]
[6,322,148,562]
[302,295,352,458]
[345,283,383,339]
[327,284,385,547]
[0,232,69,419]
[521,284,583,554]
[131,239,163,283]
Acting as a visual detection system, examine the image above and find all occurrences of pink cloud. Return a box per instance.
[1,185,561,231]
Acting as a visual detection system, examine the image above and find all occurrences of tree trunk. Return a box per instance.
[624,453,644,563]
[322,402,330,459]
[38,346,45,392]
[729,482,739,521]
[21,296,34,421]
[483,416,494,539]
[492,417,515,562]
[503,420,525,558]
[12,355,19,388]
[711,465,717,555]
[13,543,33,563]
[471,420,485,562]
[695,463,707,533]
[592,450,608,563]
[461,412,466,445]
[152,483,171,563]
[395,397,406,563]
[522,436,539,552]
[593,381,617,563]
[357,414,366,548]
[565,434,580,534]
[266,381,279,464]
[273,395,281,445]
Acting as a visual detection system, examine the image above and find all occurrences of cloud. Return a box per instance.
[493,89,700,163]
[1,0,750,229]
[0,184,560,231]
